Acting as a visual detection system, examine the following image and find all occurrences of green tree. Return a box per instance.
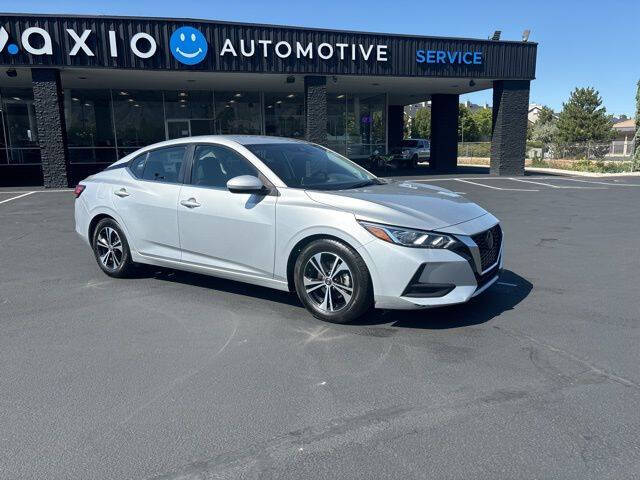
[410,107,431,139]
[556,87,614,143]
[531,121,559,145]
[403,111,411,139]
[634,80,640,168]
[530,106,558,145]
[537,105,555,125]
[458,104,479,142]
[471,108,492,140]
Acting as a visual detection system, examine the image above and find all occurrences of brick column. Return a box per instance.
[31,68,69,188]
[387,104,404,150]
[304,76,328,146]
[430,94,459,173]
[491,80,530,176]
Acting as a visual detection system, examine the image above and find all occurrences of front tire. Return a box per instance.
[92,218,135,278]
[411,155,419,168]
[294,239,373,323]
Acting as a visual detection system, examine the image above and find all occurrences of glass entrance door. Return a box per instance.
[165,119,215,139]
[166,119,191,139]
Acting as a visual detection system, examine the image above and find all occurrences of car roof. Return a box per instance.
[110,135,308,166]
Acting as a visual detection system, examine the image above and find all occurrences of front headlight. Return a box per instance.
[358,221,457,249]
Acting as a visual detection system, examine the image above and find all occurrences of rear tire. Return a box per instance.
[92,218,135,278]
[294,239,373,323]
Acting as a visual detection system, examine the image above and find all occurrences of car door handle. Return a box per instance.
[180,198,201,208]
[114,188,130,198]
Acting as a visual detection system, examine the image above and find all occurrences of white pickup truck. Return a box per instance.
[390,139,431,168]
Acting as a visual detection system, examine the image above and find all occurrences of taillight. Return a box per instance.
[73,184,86,198]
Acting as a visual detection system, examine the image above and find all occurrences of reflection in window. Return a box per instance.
[164,90,214,119]
[164,90,215,139]
[346,94,386,159]
[141,146,186,183]
[0,88,41,164]
[191,144,258,188]
[264,92,304,139]
[214,91,261,135]
[64,89,117,163]
[112,90,164,149]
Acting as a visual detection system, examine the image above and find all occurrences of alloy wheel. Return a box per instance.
[303,252,354,312]
[96,226,123,270]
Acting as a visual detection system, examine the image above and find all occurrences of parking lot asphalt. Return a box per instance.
[1,171,640,480]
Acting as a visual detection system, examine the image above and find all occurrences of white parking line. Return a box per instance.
[455,178,539,191]
[559,178,640,187]
[415,176,554,182]
[0,189,72,194]
[508,178,606,189]
[0,191,35,205]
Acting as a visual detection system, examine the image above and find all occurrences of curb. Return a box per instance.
[457,163,640,178]
[524,167,640,177]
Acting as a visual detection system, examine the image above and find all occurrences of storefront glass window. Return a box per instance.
[112,89,164,157]
[214,91,261,135]
[346,93,386,159]
[327,93,348,156]
[0,92,7,165]
[64,89,117,163]
[264,92,304,139]
[0,88,41,164]
[164,90,215,139]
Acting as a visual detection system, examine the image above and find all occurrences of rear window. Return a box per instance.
[141,146,186,183]
[128,154,146,178]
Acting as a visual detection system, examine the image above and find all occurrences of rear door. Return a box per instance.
[115,145,188,260]
[177,143,277,277]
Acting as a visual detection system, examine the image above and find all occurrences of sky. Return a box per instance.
[6,0,639,116]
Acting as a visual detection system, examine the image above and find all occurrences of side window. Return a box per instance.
[191,144,259,188]
[142,146,187,183]
[129,153,147,179]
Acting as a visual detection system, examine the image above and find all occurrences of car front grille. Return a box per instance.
[471,224,502,272]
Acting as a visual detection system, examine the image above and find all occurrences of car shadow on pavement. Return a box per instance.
[137,266,302,307]
[353,269,533,330]
[140,266,531,330]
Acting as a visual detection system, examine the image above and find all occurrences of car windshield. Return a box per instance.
[245,143,380,190]
[401,140,419,148]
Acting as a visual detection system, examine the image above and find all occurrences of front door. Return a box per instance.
[166,119,191,139]
[177,143,277,278]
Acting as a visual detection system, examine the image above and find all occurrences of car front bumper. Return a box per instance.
[357,215,502,310]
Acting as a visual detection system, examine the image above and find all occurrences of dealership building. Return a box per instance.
[0,13,537,187]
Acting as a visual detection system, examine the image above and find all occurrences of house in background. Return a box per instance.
[528,103,545,124]
[612,118,636,157]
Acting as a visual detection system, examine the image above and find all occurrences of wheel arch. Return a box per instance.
[88,213,115,242]
[86,206,131,245]
[285,233,375,295]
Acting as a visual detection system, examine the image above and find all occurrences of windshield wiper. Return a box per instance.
[342,179,383,189]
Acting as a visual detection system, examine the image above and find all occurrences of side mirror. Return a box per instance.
[226,175,266,194]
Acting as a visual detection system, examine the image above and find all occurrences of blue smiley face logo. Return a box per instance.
[170,27,208,65]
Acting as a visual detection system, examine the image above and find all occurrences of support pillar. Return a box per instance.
[304,76,328,146]
[387,105,404,150]
[430,94,459,173]
[491,80,530,176]
[31,68,69,188]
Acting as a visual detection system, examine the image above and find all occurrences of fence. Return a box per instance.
[457,140,637,162]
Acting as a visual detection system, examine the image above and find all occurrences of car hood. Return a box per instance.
[305,180,488,230]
